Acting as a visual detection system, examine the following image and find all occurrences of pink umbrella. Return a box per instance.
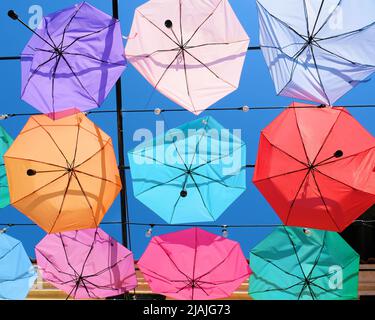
[35,228,137,299]
[125,0,249,115]
[138,227,251,300]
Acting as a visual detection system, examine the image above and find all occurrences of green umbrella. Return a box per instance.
[0,126,13,208]
[249,226,359,300]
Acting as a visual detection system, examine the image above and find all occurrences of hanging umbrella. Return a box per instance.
[4,113,122,233]
[35,228,137,299]
[253,103,375,232]
[0,127,13,208]
[125,0,249,114]
[9,2,126,119]
[256,0,375,105]
[128,116,246,224]
[0,232,37,300]
[249,226,359,300]
[138,227,250,300]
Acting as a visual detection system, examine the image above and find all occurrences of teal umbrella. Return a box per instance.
[249,226,359,300]
[0,127,12,208]
[128,116,246,224]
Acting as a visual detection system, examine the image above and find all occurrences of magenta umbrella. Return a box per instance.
[138,227,251,300]
[9,2,126,119]
[35,228,137,299]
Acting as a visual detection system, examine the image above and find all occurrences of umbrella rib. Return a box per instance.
[59,3,85,50]
[71,121,81,168]
[85,253,133,278]
[32,118,70,166]
[154,238,192,279]
[283,227,309,280]
[74,140,112,169]
[179,0,183,45]
[302,0,310,36]
[181,49,197,113]
[293,108,312,164]
[126,48,180,59]
[312,0,343,37]
[169,192,183,224]
[0,242,21,261]
[250,280,304,296]
[59,233,80,278]
[196,244,238,281]
[309,44,331,105]
[135,172,186,198]
[185,39,250,50]
[48,172,74,233]
[313,41,375,68]
[309,282,342,298]
[310,170,341,231]
[257,1,307,41]
[3,156,66,170]
[129,152,186,172]
[311,0,325,36]
[74,170,122,188]
[188,120,209,170]
[63,51,125,66]
[35,248,76,278]
[62,21,119,52]
[311,110,343,164]
[191,171,245,190]
[44,18,58,48]
[254,166,309,184]
[137,11,179,47]
[183,49,237,89]
[147,49,183,99]
[11,171,69,206]
[189,174,216,221]
[71,171,98,226]
[21,54,58,98]
[317,146,375,168]
[191,143,245,171]
[305,232,327,280]
[60,54,99,106]
[191,228,198,300]
[317,21,375,42]
[183,0,224,47]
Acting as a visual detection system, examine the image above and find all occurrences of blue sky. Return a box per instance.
[0,0,374,259]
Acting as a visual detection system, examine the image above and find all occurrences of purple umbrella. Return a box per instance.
[9,2,126,119]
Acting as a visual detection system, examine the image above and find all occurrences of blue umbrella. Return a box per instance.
[256,0,375,105]
[0,126,13,209]
[0,232,37,300]
[128,116,246,224]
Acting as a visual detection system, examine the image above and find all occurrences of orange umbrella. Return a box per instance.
[4,112,122,233]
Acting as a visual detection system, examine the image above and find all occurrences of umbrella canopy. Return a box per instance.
[249,226,359,300]
[257,0,375,105]
[138,227,251,300]
[253,103,375,232]
[125,0,249,114]
[20,2,126,119]
[0,232,37,300]
[4,113,121,233]
[128,116,246,224]
[35,228,137,299]
[0,127,13,208]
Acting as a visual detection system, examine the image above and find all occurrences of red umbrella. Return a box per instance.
[253,103,375,232]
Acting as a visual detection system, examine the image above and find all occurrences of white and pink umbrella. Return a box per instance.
[125,0,249,115]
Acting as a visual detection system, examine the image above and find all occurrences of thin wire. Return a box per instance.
[1,104,375,119]
[0,220,374,229]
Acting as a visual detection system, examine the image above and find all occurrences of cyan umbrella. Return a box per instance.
[0,232,37,300]
[249,226,359,300]
[128,116,246,224]
[0,126,13,208]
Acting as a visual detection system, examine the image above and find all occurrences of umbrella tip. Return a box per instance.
[27,169,37,176]
[8,10,18,20]
[180,190,187,198]
[334,150,343,158]
[164,20,173,29]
